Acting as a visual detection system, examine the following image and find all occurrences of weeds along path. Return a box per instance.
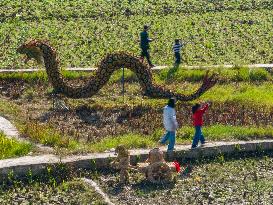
[0,116,53,153]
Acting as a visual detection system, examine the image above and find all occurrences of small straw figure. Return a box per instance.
[111,145,130,184]
[138,148,177,184]
[146,147,165,164]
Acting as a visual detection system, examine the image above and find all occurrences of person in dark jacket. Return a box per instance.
[191,102,211,148]
[140,25,154,67]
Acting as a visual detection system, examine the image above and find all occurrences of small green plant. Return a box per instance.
[0,132,32,159]
[216,154,225,164]
[234,144,242,152]
[90,159,97,172]
[256,143,264,154]
[22,87,37,100]
[20,122,79,149]
[27,169,33,184]
[249,68,269,81]
[136,154,141,163]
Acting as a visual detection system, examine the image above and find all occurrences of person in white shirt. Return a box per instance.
[159,98,178,151]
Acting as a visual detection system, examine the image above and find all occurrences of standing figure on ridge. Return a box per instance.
[140,25,154,67]
[173,39,183,67]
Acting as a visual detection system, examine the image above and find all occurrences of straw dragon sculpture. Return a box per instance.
[17,40,217,100]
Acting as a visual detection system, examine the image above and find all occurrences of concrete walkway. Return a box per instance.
[1,139,273,179]
[0,64,272,73]
[0,116,19,139]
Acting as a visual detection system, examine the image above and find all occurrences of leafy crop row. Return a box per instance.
[0,1,272,68]
[0,0,272,20]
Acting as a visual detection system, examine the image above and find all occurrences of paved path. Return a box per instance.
[1,139,273,178]
[0,64,272,73]
[0,116,19,139]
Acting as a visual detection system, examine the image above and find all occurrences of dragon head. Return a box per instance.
[17,40,44,64]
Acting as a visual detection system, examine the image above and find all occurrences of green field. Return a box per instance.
[0,0,272,155]
[0,2,273,203]
[0,0,273,68]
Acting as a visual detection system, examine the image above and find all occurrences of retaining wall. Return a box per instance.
[1,140,273,180]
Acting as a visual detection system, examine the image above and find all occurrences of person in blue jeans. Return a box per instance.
[159,98,178,151]
[191,102,211,148]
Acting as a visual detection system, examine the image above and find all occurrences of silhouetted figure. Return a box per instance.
[140,25,154,67]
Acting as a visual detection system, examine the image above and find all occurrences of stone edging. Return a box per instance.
[1,139,273,179]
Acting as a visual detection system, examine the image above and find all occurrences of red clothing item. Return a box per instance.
[193,104,209,126]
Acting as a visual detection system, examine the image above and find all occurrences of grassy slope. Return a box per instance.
[0,66,272,153]
[89,125,273,152]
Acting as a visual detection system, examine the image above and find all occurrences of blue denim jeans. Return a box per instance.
[192,126,205,148]
[160,131,176,151]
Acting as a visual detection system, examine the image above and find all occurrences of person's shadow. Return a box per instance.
[166,64,179,81]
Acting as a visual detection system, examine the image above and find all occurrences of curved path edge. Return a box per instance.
[1,139,273,179]
[81,178,115,205]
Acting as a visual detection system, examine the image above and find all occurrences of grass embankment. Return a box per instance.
[0,132,32,159]
[158,66,272,82]
[0,1,272,68]
[0,68,272,153]
[2,95,271,153]
[0,66,271,83]
[89,125,273,152]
